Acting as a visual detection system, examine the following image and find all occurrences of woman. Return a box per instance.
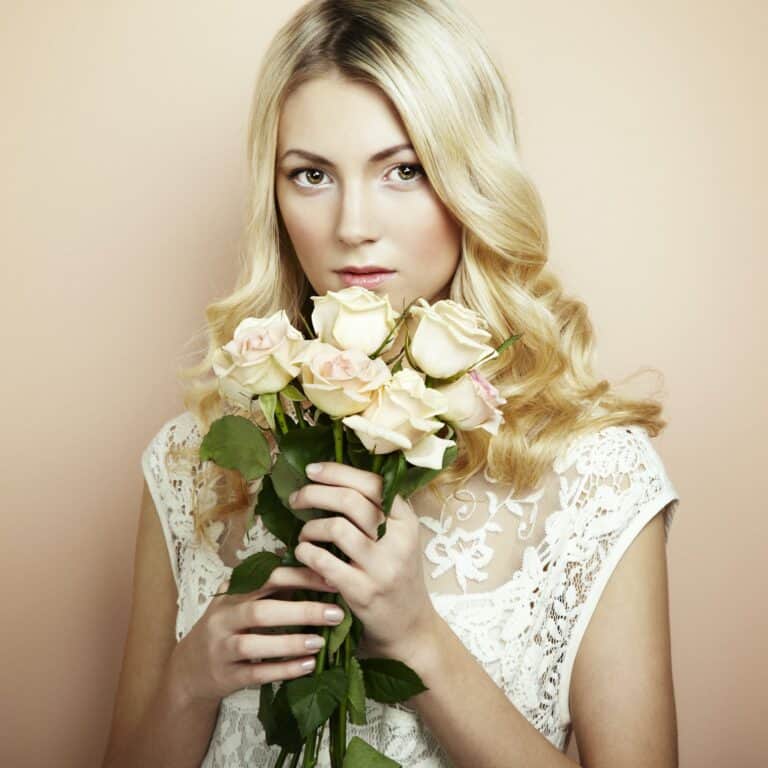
[104,1,680,766]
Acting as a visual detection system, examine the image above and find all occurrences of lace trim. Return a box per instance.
[141,413,679,763]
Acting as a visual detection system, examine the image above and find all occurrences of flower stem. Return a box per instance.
[332,418,344,463]
[274,395,289,434]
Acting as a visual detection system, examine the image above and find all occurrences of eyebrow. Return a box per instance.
[279,142,414,167]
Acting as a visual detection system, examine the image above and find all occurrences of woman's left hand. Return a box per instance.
[288,460,439,663]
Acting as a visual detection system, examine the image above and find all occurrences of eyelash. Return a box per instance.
[286,163,425,188]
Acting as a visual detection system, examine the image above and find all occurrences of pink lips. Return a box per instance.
[337,268,396,289]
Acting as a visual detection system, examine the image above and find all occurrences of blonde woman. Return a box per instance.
[104,1,681,766]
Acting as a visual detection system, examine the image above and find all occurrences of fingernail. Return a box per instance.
[324,607,344,622]
[305,463,321,477]
[288,491,298,506]
[305,636,325,649]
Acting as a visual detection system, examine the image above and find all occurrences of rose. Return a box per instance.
[342,368,455,469]
[212,310,306,407]
[407,298,499,379]
[311,285,400,355]
[434,369,505,435]
[292,340,392,417]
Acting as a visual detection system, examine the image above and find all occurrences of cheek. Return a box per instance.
[397,194,461,273]
[277,189,333,288]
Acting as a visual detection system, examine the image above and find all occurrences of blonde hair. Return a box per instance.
[168,0,668,544]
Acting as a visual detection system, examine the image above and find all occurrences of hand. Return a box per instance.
[289,461,439,663]
[166,567,345,707]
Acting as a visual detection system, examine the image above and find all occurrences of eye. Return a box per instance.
[388,163,425,183]
[287,167,330,187]
[286,163,425,189]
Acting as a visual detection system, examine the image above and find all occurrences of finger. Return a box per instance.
[303,461,383,508]
[290,482,384,539]
[225,565,339,603]
[268,565,341,594]
[229,654,319,688]
[298,516,376,565]
[294,534,372,598]
[228,598,347,633]
[226,631,326,663]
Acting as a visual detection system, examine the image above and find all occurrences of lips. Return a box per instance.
[337,269,397,288]
[336,266,394,274]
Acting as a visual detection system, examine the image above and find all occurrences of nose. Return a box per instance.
[335,180,378,246]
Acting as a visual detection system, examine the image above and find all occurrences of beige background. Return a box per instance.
[1,1,764,766]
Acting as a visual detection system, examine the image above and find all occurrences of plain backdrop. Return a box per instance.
[1,2,765,766]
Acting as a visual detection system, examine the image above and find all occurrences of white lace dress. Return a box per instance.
[141,409,680,767]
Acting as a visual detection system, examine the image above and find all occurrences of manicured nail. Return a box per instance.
[324,607,344,623]
[305,463,321,476]
[288,491,298,506]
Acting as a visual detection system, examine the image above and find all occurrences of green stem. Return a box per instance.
[371,453,383,474]
[289,750,301,768]
[337,632,352,762]
[302,589,340,768]
[332,418,344,463]
[274,395,289,434]
[275,747,289,767]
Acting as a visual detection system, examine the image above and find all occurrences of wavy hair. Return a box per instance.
[167,0,668,545]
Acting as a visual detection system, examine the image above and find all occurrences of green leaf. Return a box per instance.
[199,415,272,481]
[284,667,348,739]
[327,598,352,656]
[341,736,402,767]
[270,424,335,521]
[259,682,304,751]
[380,451,406,519]
[359,657,428,704]
[398,443,458,499]
[280,383,306,401]
[496,331,522,356]
[346,657,367,726]
[255,474,302,548]
[344,427,373,470]
[258,392,277,433]
[227,550,282,594]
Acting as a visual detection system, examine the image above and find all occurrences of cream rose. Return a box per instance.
[292,340,391,417]
[342,368,455,470]
[311,285,400,355]
[212,311,306,407]
[407,298,499,379]
[434,369,505,435]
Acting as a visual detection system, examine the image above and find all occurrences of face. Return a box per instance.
[275,72,462,314]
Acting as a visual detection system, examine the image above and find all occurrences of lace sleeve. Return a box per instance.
[139,412,198,593]
[551,426,680,727]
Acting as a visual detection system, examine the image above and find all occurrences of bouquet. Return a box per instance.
[200,285,520,767]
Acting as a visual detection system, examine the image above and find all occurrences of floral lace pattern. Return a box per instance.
[140,411,679,765]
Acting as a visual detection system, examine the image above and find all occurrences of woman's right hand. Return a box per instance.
[166,566,345,706]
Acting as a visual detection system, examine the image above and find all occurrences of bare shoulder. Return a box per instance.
[102,479,179,761]
[570,507,679,767]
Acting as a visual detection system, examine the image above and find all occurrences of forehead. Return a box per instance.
[277,74,410,155]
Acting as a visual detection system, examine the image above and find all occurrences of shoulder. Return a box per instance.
[549,424,681,726]
[141,410,201,464]
[554,424,679,541]
[140,410,202,543]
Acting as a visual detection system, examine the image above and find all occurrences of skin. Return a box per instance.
[275,73,678,767]
[275,70,463,313]
[105,71,677,767]
[275,71,460,659]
